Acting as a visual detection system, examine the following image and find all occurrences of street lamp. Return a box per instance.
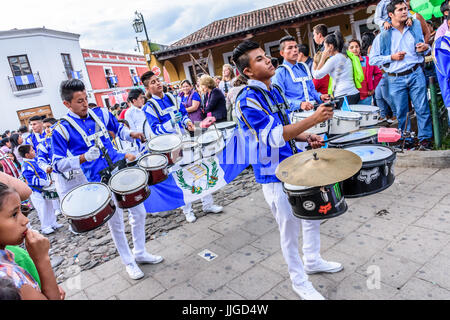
[132,11,150,49]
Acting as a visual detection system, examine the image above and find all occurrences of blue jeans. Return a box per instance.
[387,67,433,141]
[375,75,395,118]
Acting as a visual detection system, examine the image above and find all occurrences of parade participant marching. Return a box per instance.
[433,13,450,120]
[123,88,151,146]
[19,144,61,235]
[25,116,46,151]
[51,79,163,280]
[140,71,223,223]
[232,40,343,300]
[273,35,329,112]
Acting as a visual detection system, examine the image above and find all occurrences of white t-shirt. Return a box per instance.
[312,53,359,98]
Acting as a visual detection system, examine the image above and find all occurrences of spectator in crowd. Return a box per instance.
[18,126,30,142]
[348,39,383,105]
[312,24,330,95]
[0,182,62,299]
[436,1,449,40]
[370,0,433,150]
[405,0,431,43]
[0,138,12,154]
[9,134,24,167]
[313,31,361,107]
[111,103,120,118]
[297,44,313,72]
[199,75,227,122]
[214,76,222,88]
[219,64,235,96]
[118,101,130,120]
[270,57,280,69]
[433,13,450,118]
[179,79,203,124]
[227,75,248,122]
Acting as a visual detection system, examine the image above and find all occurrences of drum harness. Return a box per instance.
[61,109,128,184]
[236,84,298,155]
[144,93,185,138]
[277,62,313,103]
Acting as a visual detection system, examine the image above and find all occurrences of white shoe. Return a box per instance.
[52,223,64,230]
[184,211,197,223]
[41,227,54,235]
[135,252,164,265]
[292,281,325,300]
[304,259,343,275]
[125,262,145,280]
[203,204,223,214]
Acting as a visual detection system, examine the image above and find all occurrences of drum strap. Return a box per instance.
[278,63,312,102]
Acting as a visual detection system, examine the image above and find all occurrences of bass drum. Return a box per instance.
[61,183,116,233]
[342,144,396,198]
[328,128,380,149]
[283,182,347,220]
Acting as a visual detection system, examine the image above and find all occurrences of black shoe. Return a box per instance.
[398,139,416,150]
[418,139,433,151]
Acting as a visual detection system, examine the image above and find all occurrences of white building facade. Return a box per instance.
[0,28,93,130]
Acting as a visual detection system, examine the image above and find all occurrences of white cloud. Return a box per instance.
[0,0,287,53]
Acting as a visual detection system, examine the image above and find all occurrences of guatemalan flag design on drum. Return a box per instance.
[143,128,249,213]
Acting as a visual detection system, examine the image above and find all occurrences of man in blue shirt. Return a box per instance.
[273,36,329,112]
[52,79,163,280]
[25,116,46,151]
[233,40,342,300]
[370,0,433,150]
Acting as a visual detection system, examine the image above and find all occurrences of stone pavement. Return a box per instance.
[60,166,450,300]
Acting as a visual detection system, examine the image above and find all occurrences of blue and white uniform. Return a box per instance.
[22,158,57,232]
[433,31,450,113]
[235,79,322,287]
[51,107,151,266]
[142,93,191,136]
[25,131,46,151]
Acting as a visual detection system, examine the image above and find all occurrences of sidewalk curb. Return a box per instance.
[395,150,450,169]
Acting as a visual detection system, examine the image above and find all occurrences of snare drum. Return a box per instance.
[328,128,380,148]
[42,186,59,200]
[146,134,182,165]
[109,167,150,208]
[349,105,380,127]
[196,130,225,158]
[180,140,201,165]
[207,121,236,140]
[291,111,329,135]
[283,182,347,220]
[342,144,396,198]
[329,111,362,135]
[61,183,116,233]
[138,154,169,185]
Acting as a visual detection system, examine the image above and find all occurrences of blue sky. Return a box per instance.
[1,0,288,53]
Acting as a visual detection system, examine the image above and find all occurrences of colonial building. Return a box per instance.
[0,28,93,129]
[150,0,379,84]
[82,49,150,108]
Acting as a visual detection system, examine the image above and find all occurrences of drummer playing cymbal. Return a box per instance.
[232,40,343,300]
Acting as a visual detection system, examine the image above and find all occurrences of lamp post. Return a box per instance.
[133,11,151,63]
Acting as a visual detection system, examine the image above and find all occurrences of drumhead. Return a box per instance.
[209,121,236,130]
[110,168,148,193]
[138,154,168,169]
[147,134,181,152]
[61,183,110,217]
[292,110,315,120]
[197,130,223,145]
[349,105,380,114]
[331,128,379,143]
[345,145,393,162]
[334,110,362,120]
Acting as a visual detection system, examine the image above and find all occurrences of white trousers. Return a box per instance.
[29,192,57,231]
[107,200,148,266]
[182,194,214,214]
[262,182,321,286]
[53,170,88,200]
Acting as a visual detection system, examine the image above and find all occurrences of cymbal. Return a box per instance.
[275,148,362,187]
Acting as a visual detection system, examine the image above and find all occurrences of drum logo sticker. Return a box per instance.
[333,183,342,200]
[357,168,380,184]
[319,203,332,215]
[303,201,316,211]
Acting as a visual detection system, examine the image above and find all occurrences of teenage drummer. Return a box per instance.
[272,36,330,112]
[51,79,163,280]
[232,40,343,300]
[141,71,223,223]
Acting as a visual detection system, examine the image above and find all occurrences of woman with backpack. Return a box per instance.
[312,31,362,108]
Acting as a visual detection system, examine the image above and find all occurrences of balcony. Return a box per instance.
[106,75,118,89]
[64,70,84,80]
[131,75,141,86]
[8,72,43,96]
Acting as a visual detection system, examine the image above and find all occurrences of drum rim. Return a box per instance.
[61,182,112,219]
[196,131,224,146]
[138,153,168,170]
[146,133,182,153]
[333,113,363,121]
[329,128,379,144]
[109,167,150,195]
[349,105,381,114]
[282,182,339,194]
[344,143,397,166]
[208,121,237,130]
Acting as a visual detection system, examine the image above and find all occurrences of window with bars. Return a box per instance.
[8,55,40,91]
[61,54,76,79]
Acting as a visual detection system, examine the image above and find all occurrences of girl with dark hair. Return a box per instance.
[179,79,203,124]
[312,31,361,107]
[8,134,23,169]
[0,182,62,300]
[348,39,383,105]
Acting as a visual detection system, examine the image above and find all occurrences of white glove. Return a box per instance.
[84,146,100,162]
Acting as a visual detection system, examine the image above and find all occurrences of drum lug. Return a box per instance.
[384,162,389,177]
[320,187,329,202]
[93,216,97,223]
[336,118,340,126]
